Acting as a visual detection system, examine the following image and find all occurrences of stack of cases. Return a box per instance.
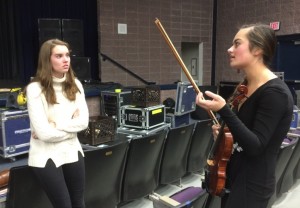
[101,90,132,126]
[166,82,196,128]
[0,109,31,159]
[119,85,166,130]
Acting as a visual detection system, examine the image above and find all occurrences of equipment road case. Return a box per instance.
[0,109,31,159]
[101,90,132,126]
[174,82,196,116]
[117,123,170,139]
[120,104,166,129]
[165,113,190,128]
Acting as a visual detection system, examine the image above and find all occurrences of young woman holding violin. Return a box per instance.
[196,24,294,208]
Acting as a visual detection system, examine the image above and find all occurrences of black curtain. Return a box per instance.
[0,0,23,87]
[0,0,99,87]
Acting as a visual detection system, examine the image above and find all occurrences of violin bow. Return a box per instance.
[154,18,219,125]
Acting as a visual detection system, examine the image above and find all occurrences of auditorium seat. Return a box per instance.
[152,186,208,208]
[277,136,300,197]
[159,123,195,185]
[266,137,298,208]
[6,165,52,208]
[187,119,213,174]
[170,186,208,208]
[120,129,168,203]
[204,195,221,208]
[294,158,300,181]
[84,139,129,208]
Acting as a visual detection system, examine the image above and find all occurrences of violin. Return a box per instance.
[205,84,248,196]
[230,84,248,108]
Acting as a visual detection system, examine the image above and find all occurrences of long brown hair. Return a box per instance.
[30,39,80,104]
[241,23,277,68]
[228,23,276,104]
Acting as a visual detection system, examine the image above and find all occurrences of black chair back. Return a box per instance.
[277,136,300,196]
[294,157,300,180]
[121,129,168,202]
[84,139,129,208]
[159,123,195,185]
[267,137,298,208]
[187,119,213,173]
[6,165,52,208]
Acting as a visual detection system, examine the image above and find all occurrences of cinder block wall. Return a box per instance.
[90,0,300,116]
[215,0,300,84]
[97,0,213,86]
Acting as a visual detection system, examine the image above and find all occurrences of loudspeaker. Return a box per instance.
[38,18,62,46]
[62,19,84,56]
[71,57,91,81]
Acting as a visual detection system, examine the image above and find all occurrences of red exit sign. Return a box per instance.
[270,22,280,31]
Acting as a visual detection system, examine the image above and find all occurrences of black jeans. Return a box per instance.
[32,153,85,208]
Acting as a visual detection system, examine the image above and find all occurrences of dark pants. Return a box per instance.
[31,153,85,208]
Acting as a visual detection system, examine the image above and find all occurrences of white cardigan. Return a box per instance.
[26,76,89,168]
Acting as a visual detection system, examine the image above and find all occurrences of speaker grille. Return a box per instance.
[62,19,84,56]
[38,18,62,46]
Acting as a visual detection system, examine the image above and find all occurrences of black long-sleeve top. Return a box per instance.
[217,78,294,208]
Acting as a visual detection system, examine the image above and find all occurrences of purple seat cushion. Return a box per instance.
[170,186,204,203]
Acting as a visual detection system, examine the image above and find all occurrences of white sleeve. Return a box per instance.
[55,79,89,133]
[26,83,76,143]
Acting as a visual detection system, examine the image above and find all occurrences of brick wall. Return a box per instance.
[98,0,213,86]
[215,0,300,84]
[93,0,300,115]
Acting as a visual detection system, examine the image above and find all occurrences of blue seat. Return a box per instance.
[170,186,208,208]
[152,186,208,208]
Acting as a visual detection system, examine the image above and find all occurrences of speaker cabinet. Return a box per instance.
[62,19,84,56]
[38,18,62,46]
[71,57,91,81]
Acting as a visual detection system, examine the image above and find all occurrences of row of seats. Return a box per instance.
[267,135,300,208]
[5,119,214,208]
[7,121,300,208]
